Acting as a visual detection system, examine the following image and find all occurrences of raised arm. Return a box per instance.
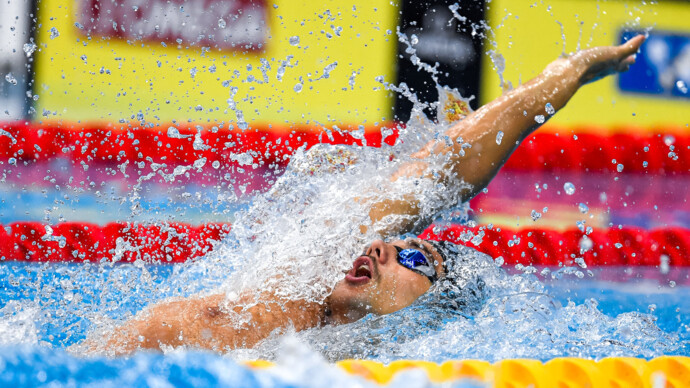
[368,35,645,235]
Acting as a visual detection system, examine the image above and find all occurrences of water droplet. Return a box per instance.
[23,42,37,57]
[212,161,220,169]
[677,80,688,94]
[530,209,542,221]
[660,254,670,274]
[294,82,303,93]
[574,257,587,268]
[563,182,575,195]
[495,131,504,145]
[193,157,207,169]
[218,18,226,28]
[664,135,675,146]
[534,115,545,124]
[579,236,593,252]
[289,36,300,46]
[545,102,555,115]
[167,126,191,139]
[614,242,623,249]
[578,203,589,213]
[4,73,17,85]
[49,27,60,40]
[642,161,648,168]
[616,163,624,172]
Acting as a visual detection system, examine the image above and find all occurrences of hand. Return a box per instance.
[573,34,646,85]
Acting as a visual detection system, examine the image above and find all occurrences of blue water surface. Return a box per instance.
[0,263,687,386]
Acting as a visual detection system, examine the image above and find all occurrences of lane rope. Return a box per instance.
[1,121,688,174]
[243,356,690,386]
[1,222,688,269]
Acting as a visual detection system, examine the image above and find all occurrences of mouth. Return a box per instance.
[344,256,374,285]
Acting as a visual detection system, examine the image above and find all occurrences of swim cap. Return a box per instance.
[424,239,461,276]
[423,239,488,312]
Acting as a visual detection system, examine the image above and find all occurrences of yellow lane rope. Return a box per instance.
[244,356,690,387]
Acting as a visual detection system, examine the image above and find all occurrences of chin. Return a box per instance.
[330,280,369,305]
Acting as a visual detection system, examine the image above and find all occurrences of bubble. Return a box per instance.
[495,131,504,145]
[289,36,300,46]
[563,182,575,195]
[410,34,419,45]
[212,161,220,169]
[294,82,303,93]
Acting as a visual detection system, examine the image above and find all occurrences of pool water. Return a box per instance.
[0,263,686,362]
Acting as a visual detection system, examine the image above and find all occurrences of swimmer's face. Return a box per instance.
[327,239,444,324]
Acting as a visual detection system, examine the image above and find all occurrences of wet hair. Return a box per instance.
[423,239,488,312]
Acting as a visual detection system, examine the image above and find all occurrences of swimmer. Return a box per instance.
[85,35,645,355]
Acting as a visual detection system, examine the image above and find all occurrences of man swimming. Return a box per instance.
[85,35,646,355]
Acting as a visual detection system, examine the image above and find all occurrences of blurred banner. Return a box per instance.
[619,30,690,100]
[394,0,485,122]
[76,0,266,51]
[33,0,399,126]
[482,0,690,130]
[0,0,32,120]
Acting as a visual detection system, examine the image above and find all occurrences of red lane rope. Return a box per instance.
[0,121,396,168]
[0,222,232,264]
[0,121,688,174]
[1,222,688,267]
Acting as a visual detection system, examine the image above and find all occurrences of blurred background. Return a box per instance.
[0,0,689,236]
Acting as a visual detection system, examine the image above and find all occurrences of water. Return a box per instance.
[0,261,686,385]
[1,3,687,385]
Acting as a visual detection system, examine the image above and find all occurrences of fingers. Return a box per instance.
[617,54,637,72]
[619,34,646,57]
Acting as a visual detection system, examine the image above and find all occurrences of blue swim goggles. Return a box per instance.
[394,246,438,284]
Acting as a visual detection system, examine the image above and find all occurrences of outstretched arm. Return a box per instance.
[368,35,645,235]
[80,293,324,355]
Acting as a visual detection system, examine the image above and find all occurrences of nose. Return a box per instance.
[367,240,390,265]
